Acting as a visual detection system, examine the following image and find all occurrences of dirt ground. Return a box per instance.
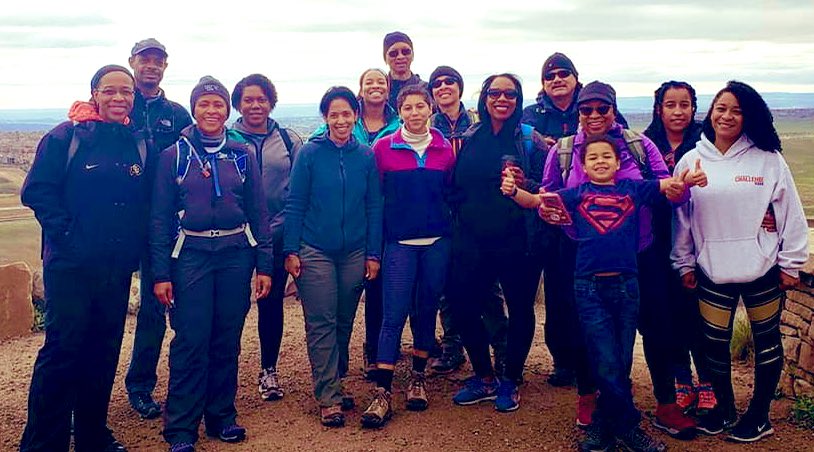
[1,295,813,452]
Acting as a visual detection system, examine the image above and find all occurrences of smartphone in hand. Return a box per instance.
[540,193,573,226]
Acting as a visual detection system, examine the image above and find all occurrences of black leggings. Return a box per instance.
[696,268,784,417]
[448,234,542,383]
[257,262,288,369]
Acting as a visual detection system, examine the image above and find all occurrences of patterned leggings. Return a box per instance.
[696,268,784,419]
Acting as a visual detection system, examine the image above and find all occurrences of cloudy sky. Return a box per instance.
[1,0,813,110]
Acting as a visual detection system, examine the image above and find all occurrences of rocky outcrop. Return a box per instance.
[0,262,35,341]
[781,255,814,397]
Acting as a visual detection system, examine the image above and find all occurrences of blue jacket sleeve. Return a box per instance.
[20,123,74,244]
[365,152,383,260]
[243,150,274,275]
[150,145,180,283]
[283,146,311,255]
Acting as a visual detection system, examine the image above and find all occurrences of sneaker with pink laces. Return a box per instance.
[695,383,717,414]
[675,383,697,412]
[576,392,597,428]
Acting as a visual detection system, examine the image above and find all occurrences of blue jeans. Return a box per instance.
[574,274,641,435]
[377,239,450,366]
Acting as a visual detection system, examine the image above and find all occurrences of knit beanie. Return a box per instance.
[429,66,464,95]
[383,31,413,55]
[90,65,134,93]
[542,52,578,80]
[190,76,230,116]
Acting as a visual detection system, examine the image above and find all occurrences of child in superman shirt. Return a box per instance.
[501,133,706,451]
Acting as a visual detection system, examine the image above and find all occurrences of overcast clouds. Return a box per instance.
[1,0,813,109]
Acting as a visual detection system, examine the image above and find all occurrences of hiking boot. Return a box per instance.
[258,367,284,401]
[169,442,195,452]
[652,402,697,440]
[452,376,498,406]
[674,383,696,412]
[548,367,576,387]
[361,387,393,428]
[695,383,717,414]
[617,425,666,452]
[580,422,614,452]
[576,392,597,428]
[726,408,774,443]
[696,404,737,435]
[431,350,466,374]
[406,371,429,411]
[128,392,161,420]
[495,378,520,412]
[208,424,246,443]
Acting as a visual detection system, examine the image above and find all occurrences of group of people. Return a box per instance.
[17,31,808,452]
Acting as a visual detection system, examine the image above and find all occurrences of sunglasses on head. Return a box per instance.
[430,77,458,89]
[544,69,572,81]
[387,48,412,58]
[578,105,612,116]
[486,89,519,100]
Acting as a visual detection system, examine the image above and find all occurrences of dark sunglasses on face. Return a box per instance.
[486,89,519,100]
[578,105,612,116]
[430,78,458,89]
[387,48,412,58]
[544,69,572,81]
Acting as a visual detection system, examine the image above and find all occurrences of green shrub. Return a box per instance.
[792,396,814,430]
[31,298,45,332]
[730,306,754,362]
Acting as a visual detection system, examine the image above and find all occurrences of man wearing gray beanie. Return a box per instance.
[382,31,422,108]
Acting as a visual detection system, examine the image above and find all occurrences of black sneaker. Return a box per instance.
[548,367,576,387]
[128,392,161,420]
[208,424,246,443]
[169,442,195,452]
[102,439,127,452]
[616,426,666,452]
[431,350,466,374]
[580,422,613,452]
[696,404,737,435]
[726,413,774,443]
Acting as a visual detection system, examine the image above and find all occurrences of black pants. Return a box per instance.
[696,268,784,417]
[163,248,253,445]
[542,229,579,373]
[20,266,131,452]
[448,232,542,383]
[256,255,287,370]
[125,256,166,397]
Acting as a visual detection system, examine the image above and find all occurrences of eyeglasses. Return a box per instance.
[430,78,458,89]
[578,105,612,116]
[387,48,412,58]
[544,69,572,81]
[486,89,519,100]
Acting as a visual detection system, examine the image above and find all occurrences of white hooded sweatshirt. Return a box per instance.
[671,133,808,284]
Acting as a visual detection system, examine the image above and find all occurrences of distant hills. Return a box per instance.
[2,92,813,133]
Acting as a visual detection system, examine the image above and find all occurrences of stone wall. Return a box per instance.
[781,257,814,398]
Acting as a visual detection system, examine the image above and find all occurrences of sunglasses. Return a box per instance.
[578,105,612,116]
[486,89,519,100]
[430,77,458,89]
[387,48,412,58]
[544,69,572,81]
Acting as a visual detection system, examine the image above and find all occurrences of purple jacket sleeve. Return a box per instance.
[150,145,180,283]
[642,135,670,180]
[243,150,274,275]
[542,141,565,192]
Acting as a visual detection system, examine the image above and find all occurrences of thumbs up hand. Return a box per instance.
[501,167,518,197]
[684,159,708,188]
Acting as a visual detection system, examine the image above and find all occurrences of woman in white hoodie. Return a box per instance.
[672,81,808,443]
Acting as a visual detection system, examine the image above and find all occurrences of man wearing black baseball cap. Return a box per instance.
[125,37,192,421]
[382,31,422,108]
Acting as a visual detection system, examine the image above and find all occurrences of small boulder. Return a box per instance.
[0,261,35,340]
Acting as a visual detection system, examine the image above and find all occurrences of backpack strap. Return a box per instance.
[65,130,80,172]
[621,129,652,179]
[520,123,534,155]
[175,137,193,184]
[557,135,576,183]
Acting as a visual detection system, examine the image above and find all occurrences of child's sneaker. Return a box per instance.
[361,387,393,428]
[258,367,284,401]
[652,402,697,440]
[452,376,498,405]
[674,383,696,412]
[616,425,666,452]
[726,411,774,443]
[580,422,614,452]
[576,392,597,428]
[495,379,520,412]
[695,383,717,414]
[696,404,737,435]
[406,371,428,411]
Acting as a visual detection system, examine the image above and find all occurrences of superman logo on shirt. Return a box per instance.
[577,193,635,234]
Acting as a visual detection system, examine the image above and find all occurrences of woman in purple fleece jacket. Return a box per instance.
[540,81,698,440]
